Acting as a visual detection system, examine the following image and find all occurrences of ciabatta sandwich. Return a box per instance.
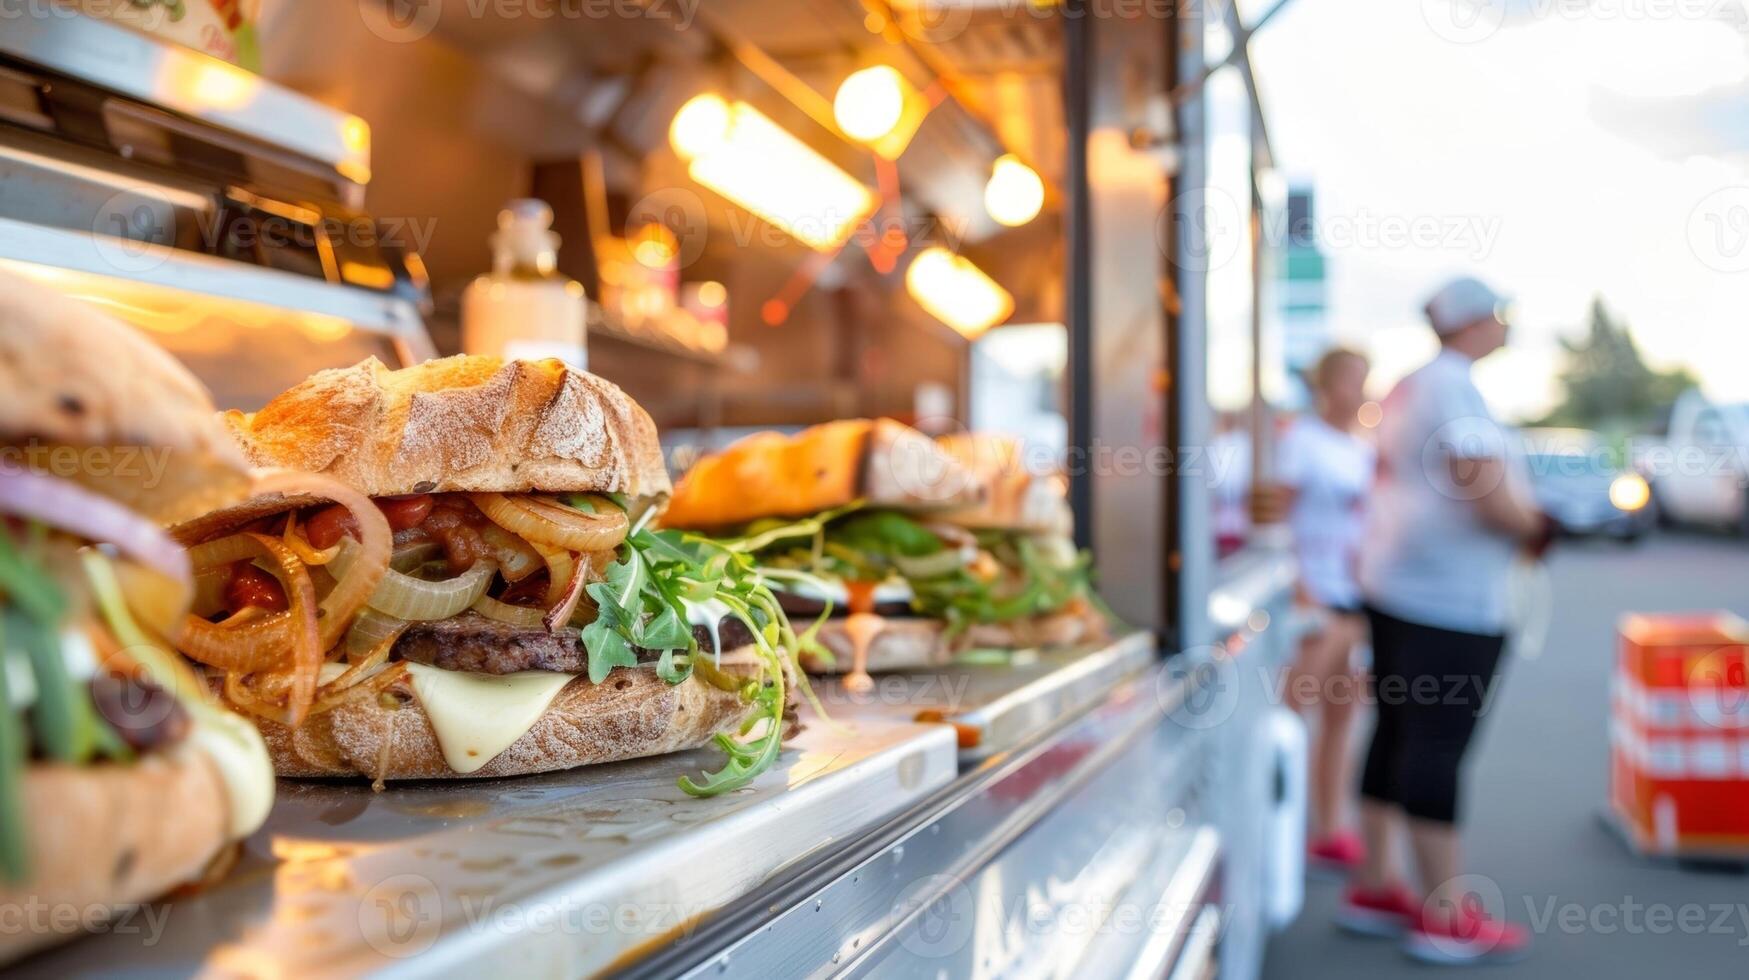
[171,356,799,795]
[0,271,274,964]
[660,422,1103,690]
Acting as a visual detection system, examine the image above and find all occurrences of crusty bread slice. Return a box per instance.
[934,433,1072,535]
[221,355,671,501]
[256,649,784,780]
[0,750,230,965]
[0,269,250,526]
[663,419,983,530]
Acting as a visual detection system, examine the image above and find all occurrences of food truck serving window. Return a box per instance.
[2,262,406,411]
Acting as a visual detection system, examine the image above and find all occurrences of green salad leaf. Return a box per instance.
[0,523,107,882]
[557,501,801,796]
[0,613,27,882]
[728,507,1099,636]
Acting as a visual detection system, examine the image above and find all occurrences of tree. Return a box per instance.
[1536,297,1697,432]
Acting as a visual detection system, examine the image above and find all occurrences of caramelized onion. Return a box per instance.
[480,524,543,582]
[334,541,496,621]
[470,594,549,628]
[390,540,442,573]
[543,552,588,632]
[471,493,628,553]
[251,469,391,651]
[180,612,294,673]
[183,533,320,723]
[344,607,409,661]
[532,544,575,607]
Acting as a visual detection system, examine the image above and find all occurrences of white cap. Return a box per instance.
[1424,276,1508,335]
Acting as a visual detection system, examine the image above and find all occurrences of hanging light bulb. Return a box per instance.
[834,66,906,143]
[984,154,1045,227]
[832,66,926,158]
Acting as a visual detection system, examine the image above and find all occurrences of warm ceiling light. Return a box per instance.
[834,66,906,142]
[905,246,1013,340]
[669,93,733,160]
[832,66,925,159]
[671,96,875,252]
[984,154,1044,227]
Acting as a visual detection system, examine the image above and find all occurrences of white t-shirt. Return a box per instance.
[1278,415,1374,609]
[1211,427,1252,544]
[1358,350,1526,635]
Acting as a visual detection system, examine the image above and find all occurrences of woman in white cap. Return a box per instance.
[1337,277,1548,965]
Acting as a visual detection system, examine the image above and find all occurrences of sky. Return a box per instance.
[1248,0,1749,421]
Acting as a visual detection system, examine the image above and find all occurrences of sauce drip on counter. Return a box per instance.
[842,581,884,694]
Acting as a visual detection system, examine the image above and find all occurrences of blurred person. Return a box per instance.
[1276,348,1375,876]
[1339,278,1549,966]
[1211,411,1251,557]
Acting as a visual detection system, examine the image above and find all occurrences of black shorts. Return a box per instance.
[1359,605,1507,825]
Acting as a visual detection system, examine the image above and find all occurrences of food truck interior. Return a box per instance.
[0,1,1302,976]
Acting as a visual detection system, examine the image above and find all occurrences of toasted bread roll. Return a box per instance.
[0,269,250,526]
[935,434,1072,535]
[221,355,671,501]
[664,419,982,530]
[0,751,231,965]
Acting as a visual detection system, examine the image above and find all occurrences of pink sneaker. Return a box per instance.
[1403,903,1531,966]
[1335,882,1419,938]
[1307,831,1366,877]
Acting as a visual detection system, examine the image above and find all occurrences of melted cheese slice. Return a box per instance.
[403,663,577,774]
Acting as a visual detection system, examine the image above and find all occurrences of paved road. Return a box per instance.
[1262,533,1749,979]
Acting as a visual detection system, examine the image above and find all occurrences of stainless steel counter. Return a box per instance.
[16,714,956,978]
[809,632,1157,762]
[13,628,1261,979]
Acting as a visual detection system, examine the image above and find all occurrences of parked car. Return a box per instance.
[1649,390,1749,533]
[1522,428,1653,542]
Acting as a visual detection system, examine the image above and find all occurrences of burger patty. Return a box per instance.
[391,612,758,675]
[774,593,913,618]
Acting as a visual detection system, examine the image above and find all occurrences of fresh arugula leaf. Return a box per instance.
[601,548,646,616]
[654,646,690,685]
[636,527,705,566]
[640,605,691,651]
[566,516,819,795]
[678,594,786,798]
[580,619,638,684]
